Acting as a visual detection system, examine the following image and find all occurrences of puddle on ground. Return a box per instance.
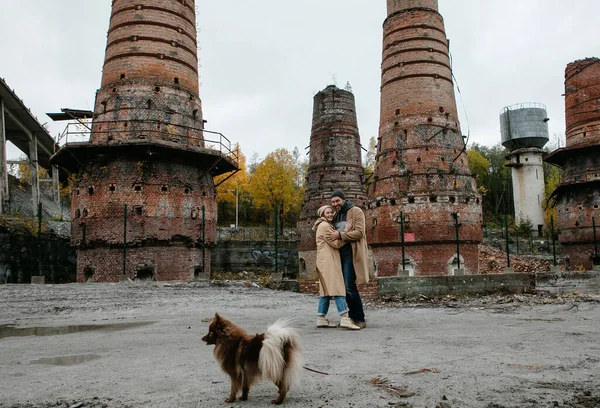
[30,354,102,366]
[0,321,154,339]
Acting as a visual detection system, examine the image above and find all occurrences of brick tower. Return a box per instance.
[365,0,482,276]
[51,0,237,282]
[297,85,366,279]
[546,58,600,270]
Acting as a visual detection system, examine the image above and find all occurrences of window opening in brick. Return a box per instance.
[440,156,445,162]
[465,197,471,204]
[430,195,437,203]
[101,101,107,113]
[147,100,152,109]
[155,86,160,92]
[202,191,206,197]
[450,196,456,203]
[134,185,142,192]
[136,268,154,281]
[123,122,128,128]
[184,187,191,194]
[88,186,94,195]
[174,77,179,85]
[109,185,116,192]
[120,74,125,79]
[161,185,168,192]
[75,209,81,218]
[439,106,444,113]
[408,197,415,204]
[595,204,599,209]
[83,267,94,282]
[194,266,205,278]
[134,206,143,216]
[417,157,422,162]
[112,88,117,93]
[390,199,396,206]
[395,109,400,115]
[575,221,580,227]
[193,109,198,119]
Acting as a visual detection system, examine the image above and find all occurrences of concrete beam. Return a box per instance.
[0,99,8,213]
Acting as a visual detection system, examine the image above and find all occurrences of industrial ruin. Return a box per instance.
[297,85,367,280]
[546,58,600,270]
[50,0,238,282]
[364,0,483,276]
[500,103,549,236]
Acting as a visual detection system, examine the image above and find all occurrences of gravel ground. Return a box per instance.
[1,282,599,408]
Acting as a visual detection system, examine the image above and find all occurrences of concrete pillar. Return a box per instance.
[0,99,8,213]
[52,165,61,211]
[29,133,39,216]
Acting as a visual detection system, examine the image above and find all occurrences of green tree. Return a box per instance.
[466,149,490,196]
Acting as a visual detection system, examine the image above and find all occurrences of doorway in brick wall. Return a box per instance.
[135,267,155,281]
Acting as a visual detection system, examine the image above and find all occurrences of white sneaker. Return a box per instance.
[317,316,336,328]
[339,317,361,330]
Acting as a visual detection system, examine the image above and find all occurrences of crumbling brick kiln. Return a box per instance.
[546,58,600,270]
[365,0,483,276]
[297,85,366,280]
[51,0,237,282]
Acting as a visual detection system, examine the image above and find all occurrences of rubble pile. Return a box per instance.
[478,244,555,274]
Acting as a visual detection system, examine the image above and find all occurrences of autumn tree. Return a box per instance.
[363,136,377,189]
[468,143,514,225]
[248,148,303,232]
[215,144,251,226]
[466,149,490,196]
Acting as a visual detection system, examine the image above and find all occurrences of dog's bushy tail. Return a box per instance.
[259,318,303,391]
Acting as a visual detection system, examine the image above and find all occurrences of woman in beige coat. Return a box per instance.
[313,205,360,330]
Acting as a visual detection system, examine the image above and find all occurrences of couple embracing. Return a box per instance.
[312,189,369,331]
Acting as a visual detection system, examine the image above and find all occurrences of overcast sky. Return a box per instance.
[1,1,598,163]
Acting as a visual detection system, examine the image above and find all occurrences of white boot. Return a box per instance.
[317,316,336,328]
[339,317,361,330]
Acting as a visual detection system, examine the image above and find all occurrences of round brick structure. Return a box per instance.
[52,0,237,282]
[546,58,600,270]
[366,0,483,276]
[297,85,366,279]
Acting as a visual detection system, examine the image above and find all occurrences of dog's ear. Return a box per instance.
[214,312,221,321]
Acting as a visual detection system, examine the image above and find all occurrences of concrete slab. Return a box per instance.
[1,283,599,407]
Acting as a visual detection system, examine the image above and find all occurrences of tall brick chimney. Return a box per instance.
[546,57,600,270]
[365,0,483,276]
[51,0,237,282]
[297,85,366,279]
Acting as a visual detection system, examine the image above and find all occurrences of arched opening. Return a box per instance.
[136,267,155,281]
[83,267,94,282]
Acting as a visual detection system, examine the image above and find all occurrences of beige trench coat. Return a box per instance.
[314,218,346,297]
[339,206,370,284]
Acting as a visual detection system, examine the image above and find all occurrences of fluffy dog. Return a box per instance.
[202,313,303,405]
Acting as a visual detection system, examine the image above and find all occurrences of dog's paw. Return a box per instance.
[271,398,284,405]
[225,397,236,403]
[240,395,248,401]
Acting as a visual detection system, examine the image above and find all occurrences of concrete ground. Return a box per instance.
[0,282,599,408]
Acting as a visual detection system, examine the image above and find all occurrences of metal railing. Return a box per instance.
[55,119,238,165]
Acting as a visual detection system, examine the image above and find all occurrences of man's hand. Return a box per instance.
[344,221,353,232]
[326,230,341,241]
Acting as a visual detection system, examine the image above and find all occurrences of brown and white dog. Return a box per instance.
[202,313,303,405]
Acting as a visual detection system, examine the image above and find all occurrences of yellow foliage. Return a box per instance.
[215,144,250,205]
[248,148,301,216]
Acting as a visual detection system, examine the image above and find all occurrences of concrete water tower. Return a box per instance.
[500,103,549,235]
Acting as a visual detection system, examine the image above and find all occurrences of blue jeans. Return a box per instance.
[341,256,365,322]
[317,296,348,316]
